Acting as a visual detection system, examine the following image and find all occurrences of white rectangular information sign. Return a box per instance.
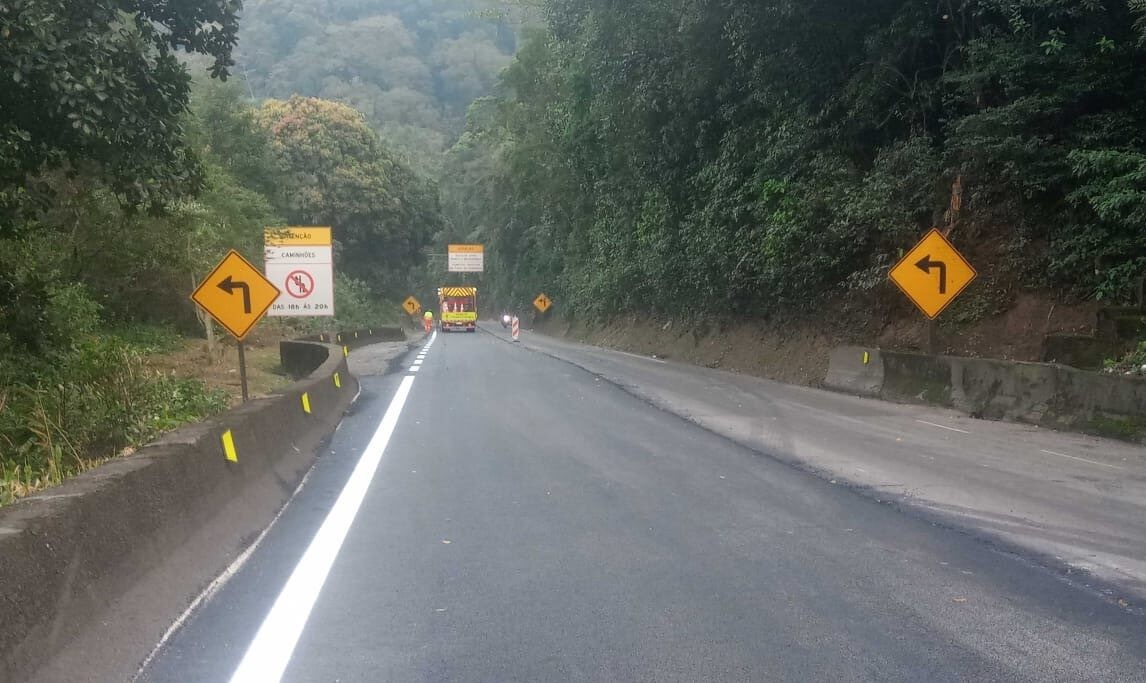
[448,244,484,273]
[265,228,335,317]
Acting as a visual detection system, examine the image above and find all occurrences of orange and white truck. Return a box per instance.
[438,286,478,333]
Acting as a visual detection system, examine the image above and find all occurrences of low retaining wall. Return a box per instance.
[826,346,1146,440]
[0,339,361,683]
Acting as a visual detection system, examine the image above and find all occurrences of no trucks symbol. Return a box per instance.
[285,270,315,299]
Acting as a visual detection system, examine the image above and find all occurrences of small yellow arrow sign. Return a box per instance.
[191,250,280,340]
[889,229,977,320]
[533,293,552,314]
[402,296,421,315]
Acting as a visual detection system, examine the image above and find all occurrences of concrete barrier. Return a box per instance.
[0,339,366,683]
[823,347,884,397]
[305,325,407,347]
[825,345,1146,440]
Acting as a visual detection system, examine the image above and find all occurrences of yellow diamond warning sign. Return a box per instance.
[533,293,552,313]
[403,296,421,315]
[889,229,976,320]
[191,250,281,340]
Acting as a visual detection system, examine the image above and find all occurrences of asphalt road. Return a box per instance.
[498,324,1146,600]
[137,328,1146,682]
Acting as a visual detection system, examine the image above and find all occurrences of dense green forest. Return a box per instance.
[448,0,1146,319]
[234,0,520,172]
[6,0,1146,499]
[0,1,443,501]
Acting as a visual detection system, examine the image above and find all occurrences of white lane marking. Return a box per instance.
[1040,449,1124,470]
[229,375,416,683]
[609,349,667,364]
[134,380,367,681]
[915,419,970,434]
[413,359,423,365]
[409,365,420,372]
[133,467,316,680]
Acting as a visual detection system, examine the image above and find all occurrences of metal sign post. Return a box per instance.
[237,340,249,402]
[191,250,281,403]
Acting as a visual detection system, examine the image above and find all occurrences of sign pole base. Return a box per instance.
[237,340,249,402]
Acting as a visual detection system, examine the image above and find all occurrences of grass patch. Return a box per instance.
[1086,415,1146,442]
[1,331,229,506]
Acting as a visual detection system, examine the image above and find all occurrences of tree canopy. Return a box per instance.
[445,0,1146,317]
[0,0,242,224]
[257,96,441,294]
[234,0,519,173]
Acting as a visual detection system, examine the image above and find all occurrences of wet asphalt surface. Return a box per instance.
[138,330,1146,682]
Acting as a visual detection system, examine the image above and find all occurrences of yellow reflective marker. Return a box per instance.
[343,346,349,358]
[337,334,343,343]
[333,372,342,388]
[301,392,312,414]
[319,334,326,342]
[221,429,238,463]
[863,351,870,365]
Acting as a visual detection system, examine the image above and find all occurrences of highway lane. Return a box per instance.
[495,324,1146,600]
[137,329,1146,682]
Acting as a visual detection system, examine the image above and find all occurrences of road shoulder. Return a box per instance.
[484,323,1146,607]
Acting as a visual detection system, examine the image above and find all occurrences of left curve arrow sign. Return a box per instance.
[218,275,252,314]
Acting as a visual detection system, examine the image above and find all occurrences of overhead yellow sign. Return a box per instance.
[403,296,421,315]
[889,229,976,319]
[264,227,332,246]
[533,293,552,313]
[191,250,281,340]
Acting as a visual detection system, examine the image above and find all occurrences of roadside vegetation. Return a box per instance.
[0,1,445,504]
[445,1,1146,321]
[1105,341,1146,375]
[8,0,1146,501]
[233,0,520,175]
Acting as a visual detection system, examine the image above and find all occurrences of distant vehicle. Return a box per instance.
[438,286,477,333]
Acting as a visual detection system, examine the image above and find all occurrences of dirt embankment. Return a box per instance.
[145,322,302,405]
[534,292,1098,388]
